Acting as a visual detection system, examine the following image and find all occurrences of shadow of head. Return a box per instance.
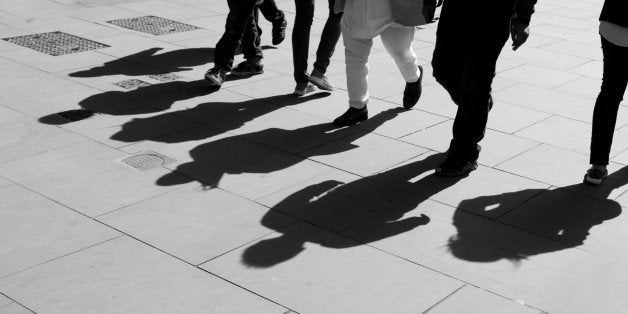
[241,235,305,268]
[38,109,95,125]
[69,47,215,78]
[448,186,623,263]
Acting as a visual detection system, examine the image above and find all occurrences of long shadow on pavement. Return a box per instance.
[449,166,628,263]
[109,92,330,144]
[155,108,406,189]
[241,152,465,268]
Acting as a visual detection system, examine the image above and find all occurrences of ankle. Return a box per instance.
[592,164,607,171]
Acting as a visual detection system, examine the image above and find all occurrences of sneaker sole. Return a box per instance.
[293,85,316,96]
[308,76,333,91]
[435,162,478,177]
[584,174,604,186]
[230,69,264,77]
[204,74,223,86]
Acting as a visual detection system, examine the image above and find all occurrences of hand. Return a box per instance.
[510,22,530,51]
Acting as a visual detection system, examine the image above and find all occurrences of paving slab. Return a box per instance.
[0,303,33,314]
[201,222,463,314]
[98,185,295,265]
[0,184,119,278]
[497,64,580,89]
[0,121,87,164]
[0,237,288,313]
[304,131,428,177]
[0,141,188,217]
[400,121,540,167]
[427,285,540,314]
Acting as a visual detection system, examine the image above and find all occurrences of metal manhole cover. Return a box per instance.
[112,79,151,90]
[3,31,110,56]
[119,151,176,171]
[107,16,200,36]
[149,73,182,82]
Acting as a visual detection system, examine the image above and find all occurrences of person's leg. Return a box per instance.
[380,25,419,82]
[454,15,509,157]
[332,22,372,126]
[312,0,343,75]
[213,0,259,72]
[258,0,287,45]
[232,9,265,76]
[380,25,422,108]
[292,0,314,85]
[590,37,628,166]
[258,0,283,21]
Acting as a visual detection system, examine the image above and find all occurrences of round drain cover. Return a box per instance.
[122,154,164,170]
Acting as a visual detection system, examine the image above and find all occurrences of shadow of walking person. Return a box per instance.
[69,47,215,77]
[242,152,468,268]
[38,80,216,125]
[156,108,405,188]
[109,92,330,144]
[448,166,628,264]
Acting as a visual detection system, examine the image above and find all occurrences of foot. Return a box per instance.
[584,165,608,185]
[204,67,227,86]
[403,64,423,109]
[435,143,480,177]
[294,82,316,96]
[308,69,333,91]
[231,60,264,76]
[272,13,287,45]
[332,106,368,127]
[435,154,478,177]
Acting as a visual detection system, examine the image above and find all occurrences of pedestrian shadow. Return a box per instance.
[109,92,330,144]
[69,48,215,77]
[155,108,406,188]
[38,80,216,125]
[449,166,628,264]
[241,152,466,268]
[68,46,277,78]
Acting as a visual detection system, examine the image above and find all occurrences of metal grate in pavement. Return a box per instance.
[119,151,176,171]
[112,79,151,90]
[2,31,110,56]
[107,16,200,36]
[149,73,182,82]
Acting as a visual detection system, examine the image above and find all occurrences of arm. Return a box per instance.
[510,0,537,50]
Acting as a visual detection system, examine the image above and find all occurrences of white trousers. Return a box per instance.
[342,24,420,109]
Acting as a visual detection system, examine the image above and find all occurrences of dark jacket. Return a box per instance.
[600,0,628,27]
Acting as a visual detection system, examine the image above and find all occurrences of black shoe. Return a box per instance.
[204,68,227,86]
[231,60,264,76]
[403,65,423,109]
[272,13,287,45]
[584,166,608,185]
[435,154,478,177]
[333,106,368,127]
[435,143,480,177]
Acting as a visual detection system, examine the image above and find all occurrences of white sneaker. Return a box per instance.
[294,82,316,96]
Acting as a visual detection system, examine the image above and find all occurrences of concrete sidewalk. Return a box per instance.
[1,0,627,313]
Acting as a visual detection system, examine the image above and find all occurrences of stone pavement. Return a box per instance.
[1,0,627,313]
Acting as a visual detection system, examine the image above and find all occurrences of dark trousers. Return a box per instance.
[432,3,511,160]
[214,0,262,71]
[292,0,342,83]
[258,0,283,21]
[590,37,628,165]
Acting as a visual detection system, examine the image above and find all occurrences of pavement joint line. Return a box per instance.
[0,235,124,281]
[422,284,466,313]
[0,292,37,314]
[491,142,544,169]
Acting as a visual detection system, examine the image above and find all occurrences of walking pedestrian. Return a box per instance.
[292,0,342,96]
[331,0,436,127]
[432,0,536,176]
[204,0,287,86]
[585,0,628,185]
